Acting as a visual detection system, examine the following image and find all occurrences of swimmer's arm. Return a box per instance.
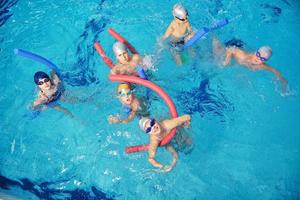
[120,110,137,123]
[50,71,61,85]
[262,64,287,82]
[162,22,174,41]
[148,138,163,168]
[32,98,47,110]
[262,64,288,91]
[186,21,194,36]
[223,47,234,66]
[162,114,191,130]
[109,102,138,124]
[165,144,178,168]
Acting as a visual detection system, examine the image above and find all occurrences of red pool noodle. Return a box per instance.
[109,75,178,153]
[94,28,179,153]
[94,28,138,68]
[108,28,138,54]
[94,42,114,69]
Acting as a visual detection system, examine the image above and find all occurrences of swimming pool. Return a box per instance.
[1,0,300,199]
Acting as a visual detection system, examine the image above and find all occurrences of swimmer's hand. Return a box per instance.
[182,114,191,128]
[108,115,120,124]
[280,78,288,94]
[41,105,48,111]
[157,157,177,173]
[183,120,191,128]
[184,32,195,42]
[156,165,173,173]
[32,104,48,111]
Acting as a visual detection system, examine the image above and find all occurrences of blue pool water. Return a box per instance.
[1,0,300,199]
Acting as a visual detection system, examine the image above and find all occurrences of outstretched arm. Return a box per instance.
[108,110,137,124]
[150,143,178,173]
[50,70,61,85]
[148,139,163,168]
[263,64,288,92]
[162,22,174,41]
[32,95,48,110]
[164,144,178,171]
[162,114,191,131]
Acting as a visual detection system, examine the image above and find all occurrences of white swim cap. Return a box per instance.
[113,41,127,56]
[258,46,272,60]
[173,3,188,20]
[139,117,151,132]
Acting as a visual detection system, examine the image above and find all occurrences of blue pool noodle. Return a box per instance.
[136,65,151,99]
[183,18,229,49]
[14,48,61,77]
[183,27,209,48]
[14,48,62,119]
[136,66,148,80]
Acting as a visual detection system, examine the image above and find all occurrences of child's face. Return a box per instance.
[38,78,51,90]
[119,89,133,105]
[117,51,129,63]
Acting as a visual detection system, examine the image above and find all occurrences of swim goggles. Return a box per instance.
[119,90,132,97]
[37,78,50,85]
[256,51,267,62]
[175,12,188,21]
[176,17,187,21]
[145,118,156,133]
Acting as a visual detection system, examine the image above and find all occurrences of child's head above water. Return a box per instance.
[117,83,133,105]
[256,46,272,62]
[173,3,188,21]
[113,41,129,63]
[34,71,51,90]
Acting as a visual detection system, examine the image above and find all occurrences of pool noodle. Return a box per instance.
[14,48,61,77]
[183,18,229,48]
[109,75,178,153]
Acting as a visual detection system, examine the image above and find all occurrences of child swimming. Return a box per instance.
[139,115,191,172]
[32,70,73,117]
[161,3,195,65]
[110,41,143,75]
[108,83,148,124]
[213,37,288,93]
